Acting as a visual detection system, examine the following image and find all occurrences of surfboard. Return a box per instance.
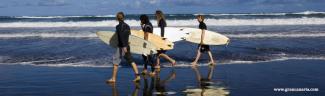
[181,28,230,45]
[96,31,157,55]
[130,30,174,50]
[153,27,189,42]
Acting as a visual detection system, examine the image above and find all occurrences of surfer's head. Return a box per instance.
[140,14,150,25]
[197,15,205,22]
[155,10,165,21]
[116,12,125,21]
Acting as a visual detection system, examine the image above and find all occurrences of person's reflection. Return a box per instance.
[154,68,176,96]
[132,82,141,96]
[108,83,119,96]
[144,74,155,96]
[107,69,177,96]
[191,65,215,95]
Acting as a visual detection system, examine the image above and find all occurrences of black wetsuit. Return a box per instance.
[158,19,167,54]
[198,21,210,52]
[114,21,133,64]
[116,21,130,47]
[142,22,155,72]
[158,19,167,37]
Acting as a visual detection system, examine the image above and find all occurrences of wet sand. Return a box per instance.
[0,59,324,96]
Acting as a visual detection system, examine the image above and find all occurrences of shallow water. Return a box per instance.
[1,25,325,67]
[1,13,325,67]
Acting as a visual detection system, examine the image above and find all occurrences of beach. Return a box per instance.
[1,59,324,96]
[1,12,325,96]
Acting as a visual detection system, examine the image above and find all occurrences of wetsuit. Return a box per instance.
[112,21,133,65]
[198,21,210,53]
[158,18,167,37]
[157,19,167,54]
[142,22,155,72]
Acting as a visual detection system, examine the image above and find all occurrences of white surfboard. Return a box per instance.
[153,27,189,42]
[96,31,157,55]
[181,28,230,45]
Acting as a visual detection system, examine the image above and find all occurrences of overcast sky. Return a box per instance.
[0,0,325,16]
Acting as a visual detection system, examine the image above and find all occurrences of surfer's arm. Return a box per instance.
[200,29,205,44]
[144,32,149,40]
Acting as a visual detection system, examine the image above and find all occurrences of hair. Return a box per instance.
[116,12,124,21]
[140,14,150,24]
[155,10,165,21]
[197,15,205,21]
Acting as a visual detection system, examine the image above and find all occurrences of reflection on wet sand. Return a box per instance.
[107,66,228,96]
[183,65,230,96]
[108,83,119,96]
[131,68,177,96]
[153,69,177,95]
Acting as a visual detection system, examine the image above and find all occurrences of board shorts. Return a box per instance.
[157,50,167,54]
[198,44,210,53]
[112,46,133,65]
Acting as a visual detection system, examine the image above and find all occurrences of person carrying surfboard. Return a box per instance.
[191,15,215,66]
[140,14,155,76]
[154,10,176,69]
[107,12,141,83]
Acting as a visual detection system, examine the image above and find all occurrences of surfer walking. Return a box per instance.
[191,15,215,66]
[154,10,176,69]
[140,14,156,76]
[107,12,141,83]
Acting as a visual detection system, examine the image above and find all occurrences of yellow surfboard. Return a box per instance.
[131,30,174,50]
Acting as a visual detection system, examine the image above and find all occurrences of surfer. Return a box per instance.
[155,10,176,69]
[107,12,141,83]
[140,14,156,76]
[191,15,215,66]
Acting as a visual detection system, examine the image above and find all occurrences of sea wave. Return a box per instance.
[225,33,325,38]
[0,33,97,38]
[1,11,324,19]
[1,18,325,28]
[206,11,325,16]
[6,15,116,19]
[1,32,325,38]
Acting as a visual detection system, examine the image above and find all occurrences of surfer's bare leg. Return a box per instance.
[155,55,161,69]
[107,64,118,83]
[142,55,148,75]
[207,51,215,65]
[191,49,201,66]
[160,54,176,66]
[131,62,141,82]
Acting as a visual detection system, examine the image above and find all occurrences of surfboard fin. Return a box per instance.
[226,39,230,47]
[143,42,147,48]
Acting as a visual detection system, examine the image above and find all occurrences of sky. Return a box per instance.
[0,0,325,16]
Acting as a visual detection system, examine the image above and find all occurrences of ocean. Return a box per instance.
[1,11,325,67]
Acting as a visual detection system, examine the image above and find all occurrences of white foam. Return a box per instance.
[17,60,113,68]
[292,11,325,15]
[2,32,325,38]
[221,56,325,65]
[0,33,97,38]
[15,15,115,19]
[208,11,325,16]
[1,18,325,28]
[226,33,325,38]
[209,13,287,16]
